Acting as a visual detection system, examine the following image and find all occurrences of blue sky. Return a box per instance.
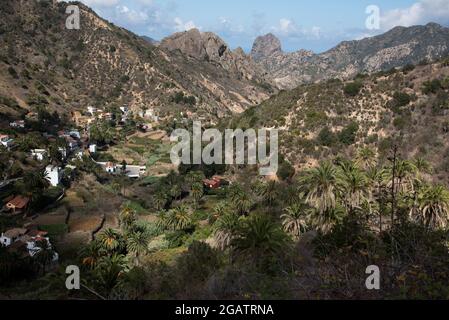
[77,0,449,53]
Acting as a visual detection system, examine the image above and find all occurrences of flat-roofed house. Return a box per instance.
[10,120,25,128]
[31,149,47,161]
[45,165,61,187]
[0,134,13,149]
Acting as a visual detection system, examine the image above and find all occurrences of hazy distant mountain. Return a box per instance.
[252,23,449,89]
[141,35,160,46]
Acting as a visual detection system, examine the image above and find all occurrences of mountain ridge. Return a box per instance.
[250,22,449,89]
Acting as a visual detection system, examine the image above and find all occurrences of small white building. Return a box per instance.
[45,165,62,187]
[0,134,14,149]
[31,149,47,161]
[89,144,97,154]
[105,162,117,173]
[10,120,25,128]
[69,130,81,140]
[120,106,129,114]
[87,106,97,115]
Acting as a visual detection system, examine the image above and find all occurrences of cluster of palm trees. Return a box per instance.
[210,148,449,257]
[78,204,152,296]
[290,148,449,234]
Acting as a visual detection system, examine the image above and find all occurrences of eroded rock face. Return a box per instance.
[160,29,267,82]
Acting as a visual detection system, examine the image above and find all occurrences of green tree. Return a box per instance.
[355,147,377,170]
[232,214,290,267]
[282,200,309,239]
[300,162,340,213]
[125,226,151,266]
[214,212,240,250]
[97,228,125,253]
[411,185,449,229]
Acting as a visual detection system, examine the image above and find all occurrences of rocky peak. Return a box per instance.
[251,33,282,62]
[160,29,268,83]
[160,29,229,62]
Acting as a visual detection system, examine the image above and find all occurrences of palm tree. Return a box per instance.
[191,182,204,207]
[411,185,449,229]
[414,157,432,181]
[213,201,228,217]
[389,160,417,194]
[153,191,168,210]
[233,191,253,216]
[125,227,150,266]
[257,180,278,206]
[164,205,192,231]
[170,184,182,201]
[94,254,129,295]
[337,161,368,213]
[119,205,136,231]
[232,214,290,265]
[34,239,56,274]
[186,171,205,188]
[97,228,124,253]
[300,162,340,213]
[355,147,377,169]
[214,212,240,250]
[80,240,104,269]
[309,205,345,234]
[281,201,309,239]
[25,169,50,194]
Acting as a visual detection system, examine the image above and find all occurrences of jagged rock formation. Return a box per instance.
[160,29,267,83]
[252,23,449,89]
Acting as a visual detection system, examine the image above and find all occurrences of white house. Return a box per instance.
[45,165,61,187]
[89,144,97,154]
[87,106,97,115]
[1,229,59,262]
[0,228,28,247]
[69,130,81,140]
[31,149,47,161]
[10,120,25,128]
[25,236,59,261]
[0,134,14,149]
[120,106,129,114]
[105,162,117,173]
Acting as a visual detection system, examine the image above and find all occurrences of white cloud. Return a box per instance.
[381,0,449,30]
[272,19,321,39]
[174,17,198,32]
[115,5,149,25]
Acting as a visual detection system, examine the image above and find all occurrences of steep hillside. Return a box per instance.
[233,58,449,182]
[252,23,449,89]
[0,0,271,121]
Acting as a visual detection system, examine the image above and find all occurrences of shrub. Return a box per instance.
[422,79,442,95]
[317,127,336,147]
[338,122,359,145]
[344,82,363,96]
[402,64,415,73]
[7,66,18,79]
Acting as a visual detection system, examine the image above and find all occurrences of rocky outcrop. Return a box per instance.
[251,33,283,62]
[160,29,266,82]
